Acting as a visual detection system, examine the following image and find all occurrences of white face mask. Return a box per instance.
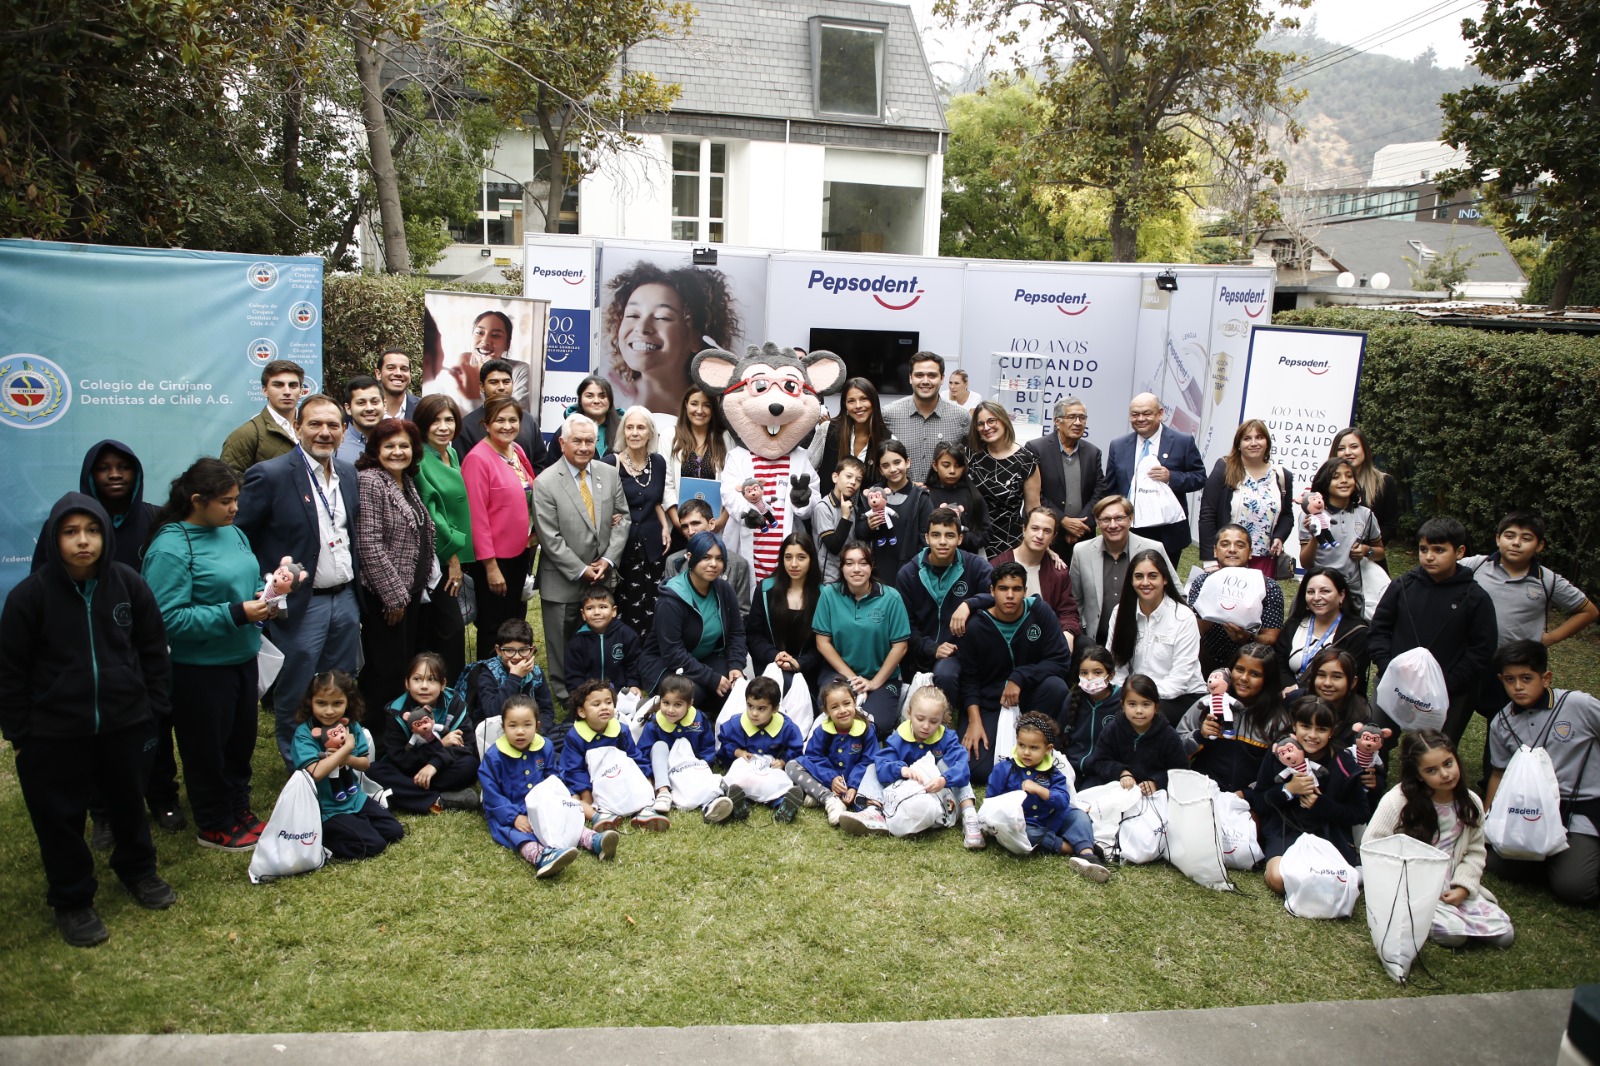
[1079,675,1108,696]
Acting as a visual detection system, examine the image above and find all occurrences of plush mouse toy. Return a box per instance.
[402,706,446,748]
[310,717,356,795]
[690,342,847,580]
[1297,491,1336,549]
[260,555,308,615]
[1346,721,1391,774]
[1206,669,1239,738]
[1273,734,1326,797]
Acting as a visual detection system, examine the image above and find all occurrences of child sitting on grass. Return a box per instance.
[293,671,404,861]
[457,618,558,740]
[559,679,668,832]
[1083,673,1186,794]
[369,652,480,813]
[637,674,735,824]
[716,675,805,823]
[789,679,881,831]
[984,711,1109,882]
[564,587,643,700]
[869,686,982,846]
[479,695,615,874]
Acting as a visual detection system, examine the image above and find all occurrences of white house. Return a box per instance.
[425,0,948,279]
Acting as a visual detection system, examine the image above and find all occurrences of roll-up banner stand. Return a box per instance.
[522,237,597,436]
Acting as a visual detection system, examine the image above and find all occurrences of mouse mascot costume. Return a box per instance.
[690,343,847,581]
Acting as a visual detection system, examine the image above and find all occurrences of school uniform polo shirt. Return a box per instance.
[813,583,912,675]
[1489,688,1600,837]
[1464,555,1589,645]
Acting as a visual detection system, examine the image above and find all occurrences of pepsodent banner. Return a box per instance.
[522,238,596,433]
[1239,324,1366,483]
[0,239,322,599]
[764,251,966,361]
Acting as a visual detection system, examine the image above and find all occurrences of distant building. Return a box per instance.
[409,0,948,280]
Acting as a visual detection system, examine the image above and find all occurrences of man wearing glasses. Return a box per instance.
[1025,397,1107,556]
[1069,496,1173,648]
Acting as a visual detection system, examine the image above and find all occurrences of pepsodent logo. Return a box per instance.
[1509,805,1544,821]
[807,269,924,310]
[530,265,587,286]
[1014,288,1091,316]
[1219,285,1267,319]
[1313,867,1350,882]
[278,829,319,845]
[247,262,279,291]
[1278,355,1331,377]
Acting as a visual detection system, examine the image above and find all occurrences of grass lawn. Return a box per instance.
[2,549,1598,1035]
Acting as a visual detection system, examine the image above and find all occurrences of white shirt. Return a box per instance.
[946,388,983,412]
[1109,595,1205,699]
[300,450,354,588]
[266,406,295,438]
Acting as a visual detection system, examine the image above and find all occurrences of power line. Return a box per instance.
[1286,1,1483,82]
[1281,0,1470,79]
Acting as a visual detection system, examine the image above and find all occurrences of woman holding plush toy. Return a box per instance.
[142,457,276,852]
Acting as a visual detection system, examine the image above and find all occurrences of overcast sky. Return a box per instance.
[908,0,1487,80]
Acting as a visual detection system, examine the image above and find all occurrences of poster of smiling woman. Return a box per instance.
[595,243,769,418]
[421,291,549,415]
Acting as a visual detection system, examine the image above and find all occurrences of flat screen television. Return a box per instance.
[808,327,921,398]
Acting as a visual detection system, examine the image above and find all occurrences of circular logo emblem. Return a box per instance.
[1026,623,1041,641]
[953,581,968,598]
[247,262,279,291]
[611,645,624,660]
[112,603,133,627]
[247,337,279,367]
[0,355,72,429]
[289,301,319,330]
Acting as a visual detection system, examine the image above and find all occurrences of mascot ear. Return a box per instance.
[690,348,741,395]
[803,350,849,397]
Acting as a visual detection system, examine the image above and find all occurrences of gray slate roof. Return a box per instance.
[1306,218,1525,287]
[625,0,947,133]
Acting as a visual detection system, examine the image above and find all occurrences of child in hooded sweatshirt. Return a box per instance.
[1177,642,1289,796]
[1084,674,1187,792]
[1060,645,1123,781]
[369,652,481,813]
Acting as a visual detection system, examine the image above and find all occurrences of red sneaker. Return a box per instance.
[197,825,255,852]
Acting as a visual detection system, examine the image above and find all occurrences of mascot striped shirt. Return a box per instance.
[749,455,790,578]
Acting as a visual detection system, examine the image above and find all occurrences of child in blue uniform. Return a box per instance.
[869,686,983,845]
[985,711,1110,881]
[789,679,881,830]
[564,587,643,698]
[369,652,481,813]
[559,680,667,832]
[717,675,806,823]
[456,618,558,741]
[478,695,616,874]
[292,671,405,860]
[636,675,733,823]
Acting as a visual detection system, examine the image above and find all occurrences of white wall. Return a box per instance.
[737,139,826,250]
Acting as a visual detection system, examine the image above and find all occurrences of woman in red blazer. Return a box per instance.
[461,396,537,644]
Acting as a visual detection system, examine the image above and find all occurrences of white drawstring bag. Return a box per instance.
[1132,453,1185,527]
[623,695,655,743]
[256,637,284,698]
[994,705,1019,763]
[248,771,329,884]
[897,671,935,718]
[473,715,504,754]
[714,676,750,732]
[1361,834,1451,983]
[524,774,585,850]
[1192,567,1267,631]
[1374,648,1449,732]
[585,746,654,817]
[722,753,793,803]
[1166,769,1233,891]
[772,665,814,735]
[978,788,1033,855]
[615,688,641,723]
[1359,558,1390,622]
[1281,833,1361,919]
[667,737,722,810]
[1216,791,1264,870]
[881,753,948,836]
[1073,781,1143,850]
[1485,745,1569,859]
[1118,792,1169,864]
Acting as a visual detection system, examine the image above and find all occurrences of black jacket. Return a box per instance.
[565,620,643,692]
[0,494,171,745]
[78,439,160,570]
[894,550,993,672]
[1024,434,1106,544]
[1247,747,1370,866]
[747,577,821,680]
[1196,459,1294,563]
[1083,710,1187,791]
[1369,564,1499,704]
[956,597,1072,712]
[639,576,749,695]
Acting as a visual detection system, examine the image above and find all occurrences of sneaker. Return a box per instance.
[1069,855,1110,884]
[837,809,871,836]
[703,795,735,824]
[535,846,578,879]
[800,792,821,809]
[590,829,620,860]
[631,810,670,831]
[437,788,480,811]
[89,820,114,852]
[122,876,176,910]
[592,811,622,833]
[772,786,804,824]
[861,806,891,836]
[151,807,187,832]
[962,809,986,850]
[196,824,256,852]
[238,811,267,837]
[823,795,847,827]
[724,784,751,822]
[54,906,109,948]
[653,788,673,814]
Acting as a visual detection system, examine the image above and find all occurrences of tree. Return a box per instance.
[1403,239,1497,298]
[453,0,692,233]
[937,0,1308,262]
[1437,0,1600,310]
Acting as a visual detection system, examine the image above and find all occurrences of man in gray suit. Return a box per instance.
[532,413,630,708]
[1069,494,1173,649]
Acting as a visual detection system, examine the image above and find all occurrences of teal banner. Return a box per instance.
[0,239,323,598]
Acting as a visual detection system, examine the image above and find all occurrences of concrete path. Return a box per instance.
[0,987,1571,1066]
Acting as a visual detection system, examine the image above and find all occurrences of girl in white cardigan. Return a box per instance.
[1366,730,1514,948]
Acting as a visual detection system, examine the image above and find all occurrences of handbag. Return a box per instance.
[257,637,285,699]
[1192,567,1267,629]
[1073,780,1142,850]
[1280,833,1361,919]
[1132,454,1185,527]
[1165,769,1233,891]
[585,746,654,817]
[881,753,949,836]
[524,774,585,850]
[667,737,723,810]
[769,663,814,735]
[247,771,329,884]
[1215,791,1264,870]
[1485,744,1570,860]
[722,752,794,803]
[1117,792,1169,864]
[457,574,477,626]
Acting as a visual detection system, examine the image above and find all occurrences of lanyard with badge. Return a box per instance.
[298,445,345,551]
[1296,616,1340,676]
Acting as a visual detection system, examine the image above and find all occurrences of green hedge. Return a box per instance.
[320,273,522,398]
[1525,242,1600,307]
[1272,306,1600,590]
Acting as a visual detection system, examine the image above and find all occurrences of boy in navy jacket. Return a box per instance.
[956,562,1074,788]
[895,507,993,713]
[984,712,1109,880]
[457,618,559,742]
[564,587,642,696]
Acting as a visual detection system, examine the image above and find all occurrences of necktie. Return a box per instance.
[577,468,596,525]
[1140,436,1152,461]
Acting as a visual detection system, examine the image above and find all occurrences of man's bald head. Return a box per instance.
[1128,393,1163,437]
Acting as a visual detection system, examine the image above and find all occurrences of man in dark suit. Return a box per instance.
[454,358,548,468]
[235,394,362,766]
[1024,397,1107,556]
[1103,393,1206,566]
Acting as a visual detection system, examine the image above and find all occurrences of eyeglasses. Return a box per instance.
[729,375,814,398]
[1057,414,1088,423]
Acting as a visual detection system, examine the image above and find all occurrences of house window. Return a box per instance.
[812,19,885,118]
[448,150,580,245]
[671,140,725,243]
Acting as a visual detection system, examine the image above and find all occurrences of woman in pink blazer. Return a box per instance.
[461,396,537,643]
